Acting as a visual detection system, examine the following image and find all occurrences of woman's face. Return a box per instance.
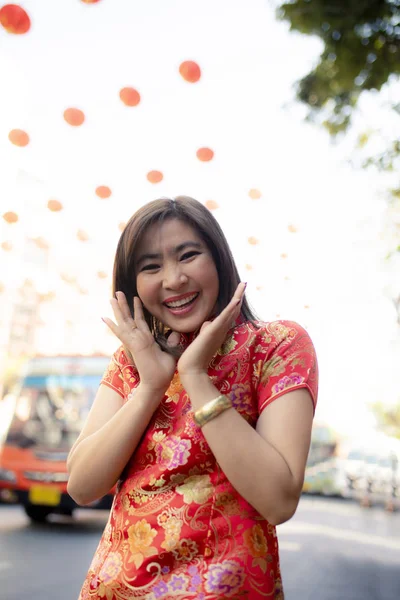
[135,219,219,333]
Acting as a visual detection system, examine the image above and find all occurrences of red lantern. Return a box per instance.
[249,189,261,199]
[0,4,30,34]
[77,229,89,242]
[95,186,111,199]
[147,170,163,184]
[205,200,219,210]
[196,147,214,162]
[47,199,63,212]
[64,108,85,126]
[2,211,18,223]
[8,129,29,147]
[179,61,201,83]
[119,87,141,107]
[248,237,259,245]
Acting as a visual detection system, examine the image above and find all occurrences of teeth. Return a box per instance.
[165,293,198,308]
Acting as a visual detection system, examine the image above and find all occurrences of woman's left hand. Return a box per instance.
[177,282,246,381]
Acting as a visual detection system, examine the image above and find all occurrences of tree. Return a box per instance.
[370,400,400,439]
[276,1,400,294]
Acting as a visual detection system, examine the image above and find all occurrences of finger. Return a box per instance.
[101,317,119,336]
[110,297,125,327]
[115,291,134,321]
[218,282,246,323]
[167,331,181,348]
[132,296,149,331]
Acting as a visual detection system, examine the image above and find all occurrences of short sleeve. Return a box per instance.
[100,346,140,402]
[255,321,318,414]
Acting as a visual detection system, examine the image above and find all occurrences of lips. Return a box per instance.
[163,292,199,308]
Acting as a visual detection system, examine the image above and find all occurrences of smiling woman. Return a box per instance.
[67,196,318,600]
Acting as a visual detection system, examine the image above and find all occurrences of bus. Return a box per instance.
[0,355,113,522]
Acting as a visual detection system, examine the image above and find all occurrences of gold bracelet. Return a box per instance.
[193,395,232,428]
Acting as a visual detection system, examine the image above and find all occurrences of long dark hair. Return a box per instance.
[113,196,259,355]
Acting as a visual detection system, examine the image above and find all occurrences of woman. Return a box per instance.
[67,196,318,599]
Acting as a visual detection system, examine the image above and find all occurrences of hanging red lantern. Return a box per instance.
[147,170,163,184]
[248,237,259,245]
[47,199,63,212]
[249,189,261,199]
[95,186,112,199]
[196,147,214,162]
[64,108,85,126]
[77,229,89,241]
[119,87,141,107]
[0,4,30,34]
[8,129,29,147]
[179,61,201,83]
[2,211,18,224]
[205,200,219,210]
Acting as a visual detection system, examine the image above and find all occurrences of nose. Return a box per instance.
[162,264,188,289]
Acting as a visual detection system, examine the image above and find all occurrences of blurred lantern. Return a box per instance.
[81,0,101,3]
[95,186,112,199]
[2,211,18,224]
[118,221,126,232]
[34,237,49,250]
[47,199,63,212]
[0,4,30,34]
[280,253,288,259]
[248,236,259,245]
[8,129,29,147]
[38,291,56,303]
[179,61,201,83]
[77,229,89,242]
[1,242,13,251]
[249,189,261,200]
[60,273,76,284]
[64,108,85,126]
[288,224,298,233]
[119,87,141,107]
[147,170,163,184]
[245,264,253,271]
[205,200,219,210]
[97,271,107,279]
[196,147,214,162]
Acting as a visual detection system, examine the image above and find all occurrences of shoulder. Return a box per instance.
[246,319,313,351]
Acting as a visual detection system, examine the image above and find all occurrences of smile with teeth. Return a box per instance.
[164,293,199,308]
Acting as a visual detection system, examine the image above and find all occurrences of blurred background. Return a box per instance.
[0,1,399,599]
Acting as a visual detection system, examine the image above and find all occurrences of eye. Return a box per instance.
[141,263,160,272]
[180,251,200,261]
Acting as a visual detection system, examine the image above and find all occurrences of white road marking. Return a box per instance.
[279,541,302,552]
[278,521,400,551]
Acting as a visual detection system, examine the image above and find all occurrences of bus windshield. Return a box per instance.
[6,372,104,452]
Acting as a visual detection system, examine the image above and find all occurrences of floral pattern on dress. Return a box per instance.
[80,319,318,599]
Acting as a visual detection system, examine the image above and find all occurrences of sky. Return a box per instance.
[0,0,399,435]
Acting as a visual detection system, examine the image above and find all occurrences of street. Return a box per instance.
[1,496,399,600]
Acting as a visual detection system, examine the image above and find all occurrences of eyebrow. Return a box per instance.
[136,241,202,267]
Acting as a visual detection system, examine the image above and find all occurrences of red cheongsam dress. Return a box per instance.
[79,319,318,599]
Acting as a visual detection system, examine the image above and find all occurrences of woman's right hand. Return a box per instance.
[102,292,179,393]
